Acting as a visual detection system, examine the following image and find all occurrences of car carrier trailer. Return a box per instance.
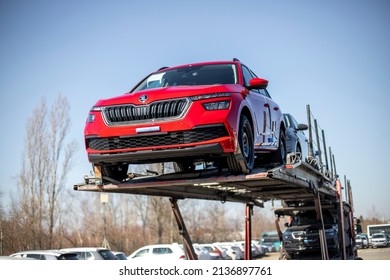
[74,105,358,260]
[74,159,356,260]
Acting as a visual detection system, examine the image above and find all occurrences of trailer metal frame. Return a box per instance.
[74,104,356,260]
[74,160,346,260]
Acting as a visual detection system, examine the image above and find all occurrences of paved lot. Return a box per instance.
[357,247,390,260]
[257,247,390,260]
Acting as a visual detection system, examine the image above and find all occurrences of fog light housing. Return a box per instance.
[87,114,96,123]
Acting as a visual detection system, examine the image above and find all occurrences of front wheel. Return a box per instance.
[173,161,195,172]
[227,115,254,174]
[101,164,129,182]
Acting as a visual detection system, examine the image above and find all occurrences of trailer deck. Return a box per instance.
[74,161,336,206]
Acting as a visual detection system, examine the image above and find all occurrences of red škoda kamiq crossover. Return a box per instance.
[84,58,286,182]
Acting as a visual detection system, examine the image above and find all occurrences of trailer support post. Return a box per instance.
[336,179,346,260]
[322,129,329,175]
[169,198,197,260]
[306,105,314,158]
[313,192,329,260]
[244,203,254,260]
[314,119,323,172]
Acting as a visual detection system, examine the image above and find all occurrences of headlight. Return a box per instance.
[292,231,305,240]
[190,92,231,101]
[202,101,230,111]
[325,229,336,236]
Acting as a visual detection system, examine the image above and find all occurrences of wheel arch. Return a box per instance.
[240,106,254,134]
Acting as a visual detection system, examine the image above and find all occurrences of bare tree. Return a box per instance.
[46,95,77,247]
[149,196,169,243]
[16,94,77,249]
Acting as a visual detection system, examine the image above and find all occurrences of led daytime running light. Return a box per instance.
[190,92,231,101]
[90,106,104,112]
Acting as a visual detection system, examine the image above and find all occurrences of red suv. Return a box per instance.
[84,59,286,181]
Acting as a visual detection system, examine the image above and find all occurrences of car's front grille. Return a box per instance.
[103,98,189,124]
[86,125,228,151]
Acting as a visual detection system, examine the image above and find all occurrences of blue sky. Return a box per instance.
[1,0,389,220]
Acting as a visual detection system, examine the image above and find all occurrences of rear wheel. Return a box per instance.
[227,115,254,174]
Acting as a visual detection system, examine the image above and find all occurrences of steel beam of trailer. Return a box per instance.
[74,161,338,260]
[74,162,336,205]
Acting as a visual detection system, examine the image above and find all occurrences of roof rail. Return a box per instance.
[158,66,169,71]
[233,58,240,62]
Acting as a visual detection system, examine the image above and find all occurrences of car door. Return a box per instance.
[241,65,271,147]
[260,88,280,148]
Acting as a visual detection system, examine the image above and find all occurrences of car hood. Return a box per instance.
[285,224,333,232]
[93,84,243,107]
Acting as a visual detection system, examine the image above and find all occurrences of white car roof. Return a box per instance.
[60,247,109,252]
[10,250,63,256]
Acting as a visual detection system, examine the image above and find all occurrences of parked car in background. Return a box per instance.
[10,250,78,260]
[252,241,266,258]
[112,251,128,260]
[370,233,388,248]
[355,234,368,249]
[192,245,211,260]
[1,256,37,260]
[201,244,228,260]
[233,241,263,259]
[84,59,286,179]
[128,243,186,260]
[60,247,116,260]
[283,113,308,162]
[260,231,282,253]
[218,243,244,260]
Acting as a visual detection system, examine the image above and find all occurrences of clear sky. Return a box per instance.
[1,0,389,220]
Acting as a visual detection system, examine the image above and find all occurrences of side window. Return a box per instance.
[73,252,82,260]
[85,252,94,260]
[134,248,149,257]
[241,65,255,88]
[290,115,299,130]
[242,65,271,96]
[26,254,41,260]
[152,247,173,255]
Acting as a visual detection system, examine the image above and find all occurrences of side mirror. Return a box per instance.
[296,124,308,131]
[248,78,268,90]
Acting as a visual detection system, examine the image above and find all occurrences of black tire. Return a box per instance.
[227,115,254,174]
[274,129,287,165]
[173,161,195,172]
[102,164,129,182]
[296,144,302,157]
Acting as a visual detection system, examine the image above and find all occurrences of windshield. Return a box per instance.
[131,63,238,92]
[290,211,334,226]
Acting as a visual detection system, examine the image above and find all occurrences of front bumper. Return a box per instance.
[88,143,224,164]
[86,123,234,164]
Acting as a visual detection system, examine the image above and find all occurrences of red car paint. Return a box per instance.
[84,59,285,179]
